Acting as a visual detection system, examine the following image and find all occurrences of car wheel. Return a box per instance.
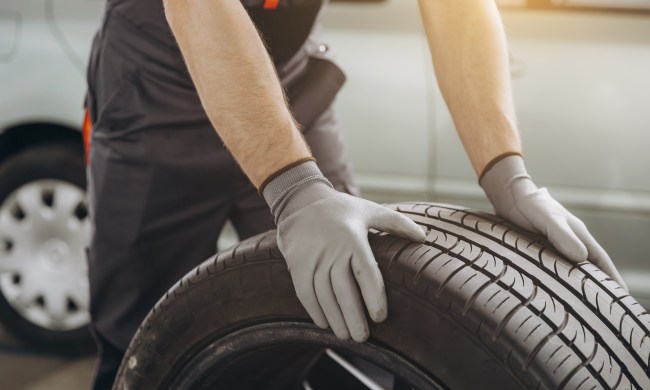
[0,142,93,354]
[114,202,650,389]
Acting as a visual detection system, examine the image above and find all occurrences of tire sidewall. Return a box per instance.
[117,247,518,389]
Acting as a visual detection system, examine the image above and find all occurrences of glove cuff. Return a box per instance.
[262,160,334,224]
[478,151,522,183]
[479,154,533,213]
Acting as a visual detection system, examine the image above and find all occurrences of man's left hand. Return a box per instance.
[480,155,627,290]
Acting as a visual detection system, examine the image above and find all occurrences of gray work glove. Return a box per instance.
[480,155,627,290]
[263,160,426,342]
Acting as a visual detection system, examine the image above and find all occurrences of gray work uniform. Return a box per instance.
[85,0,358,387]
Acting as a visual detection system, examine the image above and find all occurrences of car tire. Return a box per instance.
[114,202,650,389]
[0,142,94,354]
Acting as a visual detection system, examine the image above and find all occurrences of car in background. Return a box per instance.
[0,0,648,351]
[0,0,100,352]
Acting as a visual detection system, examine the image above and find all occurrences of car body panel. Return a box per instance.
[0,10,21,62]
[0,0,103,134]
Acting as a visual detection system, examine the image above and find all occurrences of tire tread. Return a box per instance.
[119,202,650,389]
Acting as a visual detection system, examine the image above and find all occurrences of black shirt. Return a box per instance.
[105,0,326,66]
[88,0,341,131]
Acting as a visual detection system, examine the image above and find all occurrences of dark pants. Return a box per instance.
[86,11,356,389]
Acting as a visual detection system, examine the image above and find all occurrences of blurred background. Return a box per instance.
[0,0,648,387]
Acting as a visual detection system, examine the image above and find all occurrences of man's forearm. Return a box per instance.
[164,0,311,187]
[418,0,521,176]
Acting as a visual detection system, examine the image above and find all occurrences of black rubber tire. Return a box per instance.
[115,202,650,389]
[0,142,94,355]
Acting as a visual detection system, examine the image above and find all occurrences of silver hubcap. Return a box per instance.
[0,180,90,331]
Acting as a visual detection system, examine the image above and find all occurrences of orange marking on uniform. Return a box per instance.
[263,0,280,9]
[82,109,92,165]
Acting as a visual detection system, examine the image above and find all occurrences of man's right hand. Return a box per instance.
[263,161,426,342]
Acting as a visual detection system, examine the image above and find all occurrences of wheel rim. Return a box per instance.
[164,322,445,390]
[0,179,90,331]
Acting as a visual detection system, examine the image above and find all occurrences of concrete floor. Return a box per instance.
[0,325,95,389]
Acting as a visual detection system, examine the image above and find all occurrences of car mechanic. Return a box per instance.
[84,0,627,388]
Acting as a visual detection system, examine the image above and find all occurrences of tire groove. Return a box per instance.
[553,353,572,374]
[496,286,538,340]
[415,239,461,287]
[387,240,416,272]
[574,375,590,390]
[610,295,629,315]
[517,314,534,334]
[611,368,624,389]
[410,247,433,267]
[485,290,501,307]
[423,205,646,384]
[524,323,543,343]
[492,296,511,315]
[399,206,646,385]
[525,305,567,369]
[459,273,477,290]
[397,207,641,388]
[578,264,650,334]
[384,250,596,386]
[407,212,635,386]
[436,205,650,338]
[462,278,491,315]
[546,344,563,365]
[434,258,466,298]
[558,342,600,390]
[253,234,266,253]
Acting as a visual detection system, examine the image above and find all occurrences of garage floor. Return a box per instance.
[0,325,95,389]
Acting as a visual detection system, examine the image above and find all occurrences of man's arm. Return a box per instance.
[164,0,426,341]
[164,0,309,187]
[418,0,520,175]
[417,0,626,289]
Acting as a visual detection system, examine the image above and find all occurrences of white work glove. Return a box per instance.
[263,160,425,342]
[480,155,627,290]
